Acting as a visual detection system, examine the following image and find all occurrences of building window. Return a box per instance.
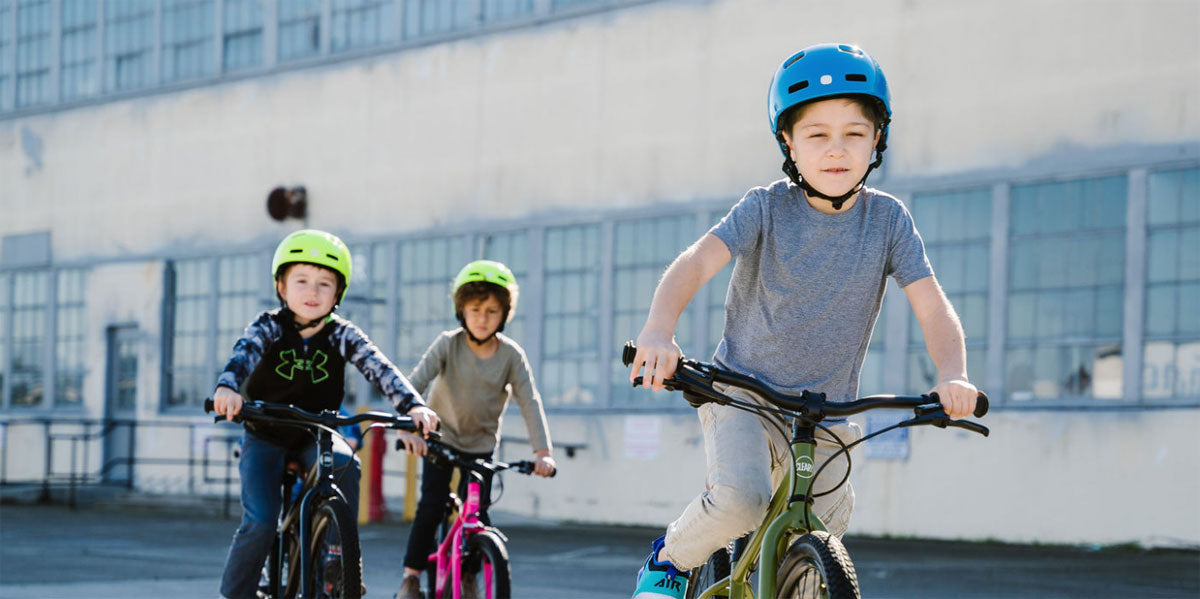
[332,0,395,52]
[611,216,695,405]
[1143,167,1200,400]
[541,224,600,406]
[343,242,391,406]
[216,254,263,358]
[60,0,99,100]
[483,0,534,22]
[403,0,477,39]
[222,0,263,72]
[279,0,320,62]
[162,0,215,83]
[1006,175,1127,401]
[1,0,13,111]
[395,237,467,372]
[104,0,155,92]
[15,0,51,107]
[479,231,529,344]
[0,274,8,404]
[908,188,991,395]
[11,270,49,407]
[168,259,211,409]
[55,269,87,407]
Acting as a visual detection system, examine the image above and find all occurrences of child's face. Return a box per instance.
[277,263,339,321]
[461,294,504,341]
[782,98,881,198]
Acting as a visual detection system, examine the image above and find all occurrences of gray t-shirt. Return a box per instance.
[409,329,551,454]
[709,179,932,402]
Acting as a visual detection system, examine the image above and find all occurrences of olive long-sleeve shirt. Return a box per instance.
[408,329,551,454]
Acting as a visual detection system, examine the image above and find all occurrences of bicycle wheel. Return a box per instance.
[774,531,858,599]
[685,547,731,599]
[309,498,363,599]
[461,530,511,599]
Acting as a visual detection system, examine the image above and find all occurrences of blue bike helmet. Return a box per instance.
[768,43,892,208]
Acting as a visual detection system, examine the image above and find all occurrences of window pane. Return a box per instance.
[55,269,87,407]
[105,0,155,92]
[396,237,468,371]
[15,0,51,107]
[332,0,395,52]
[611,216,695,405]
[60,0,99,100]
[542,225,600,406]
[169,260,211,409]
[223,0,263,71]
[0,274,7,401]
[279,0,320,61]
[162,0,215,82]
[1007,175,1127,402]
[12,271,49,407]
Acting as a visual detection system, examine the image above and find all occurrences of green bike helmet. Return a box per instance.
[453,259,517,294]
[452,260,519,336]
[271,229,353,303]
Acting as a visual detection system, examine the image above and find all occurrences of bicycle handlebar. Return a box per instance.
[622,342,989,436]
[204,397,423,433]
[398,436,557,478]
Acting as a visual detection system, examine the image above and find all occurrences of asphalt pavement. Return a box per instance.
[0,501,1196,598]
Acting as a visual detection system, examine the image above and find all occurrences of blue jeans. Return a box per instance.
[219,431,361,599]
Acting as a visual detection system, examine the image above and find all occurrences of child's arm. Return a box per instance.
[507,348,555,477]
[904,275,978,419]
[336,321,439,433]
[630,232,732,391]
[212,312,276,420]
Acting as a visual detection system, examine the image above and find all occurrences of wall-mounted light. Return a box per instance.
[267,186,308,222]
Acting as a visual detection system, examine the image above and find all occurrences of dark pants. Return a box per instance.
[219,431,360,599]
[402,451,494,572]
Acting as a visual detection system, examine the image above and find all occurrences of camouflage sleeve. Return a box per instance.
[333,319,425,413]
[215,311,279,393]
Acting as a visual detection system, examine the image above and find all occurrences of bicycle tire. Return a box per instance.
[462,530,511,599]
[685,547,731,599]
[309,498,363,599]
[774,532,859,599]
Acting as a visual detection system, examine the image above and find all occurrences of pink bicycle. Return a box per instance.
[404,437,554,599]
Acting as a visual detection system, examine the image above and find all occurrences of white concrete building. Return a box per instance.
[1,0,1198,548]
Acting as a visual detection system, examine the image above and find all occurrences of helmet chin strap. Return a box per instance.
[281,306,332,333]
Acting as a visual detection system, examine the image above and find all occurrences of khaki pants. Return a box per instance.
[661,384,862,570]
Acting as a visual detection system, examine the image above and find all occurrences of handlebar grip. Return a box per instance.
[622,341,637,367]
[974,391,989,418]
[204,398,215,413]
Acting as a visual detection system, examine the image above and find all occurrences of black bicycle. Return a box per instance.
[205,398,424,599]
[622,342,989,599]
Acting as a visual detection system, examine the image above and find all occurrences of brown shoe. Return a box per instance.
[393,574,422,599]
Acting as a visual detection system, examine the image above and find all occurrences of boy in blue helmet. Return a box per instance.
[625,44,979,598]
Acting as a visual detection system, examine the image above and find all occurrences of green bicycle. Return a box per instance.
[621,342,990,599]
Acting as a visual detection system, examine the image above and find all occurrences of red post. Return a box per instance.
[366,426,388,522]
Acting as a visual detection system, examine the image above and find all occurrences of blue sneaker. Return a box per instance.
[632,536,689,599]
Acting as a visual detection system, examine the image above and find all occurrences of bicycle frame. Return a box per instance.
[428,470,493,599]
[269,425,348,599]
[690,420,825,599]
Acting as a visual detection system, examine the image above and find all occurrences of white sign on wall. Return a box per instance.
[624,415,662,461]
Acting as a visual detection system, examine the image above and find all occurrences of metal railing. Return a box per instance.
[0,416,241,515]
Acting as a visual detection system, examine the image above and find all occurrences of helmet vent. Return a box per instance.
[326,254,340,261]
[845,73,867,82]
[787,80,809,94]
[783,51,805,68]
[289,248,303,254]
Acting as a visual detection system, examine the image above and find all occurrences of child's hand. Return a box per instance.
[932,379,978,420]
[533,450,556,477]
[395,430,428,456]
[213,386,243,421]
[406,406,439,437]
[630,327,682,391]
